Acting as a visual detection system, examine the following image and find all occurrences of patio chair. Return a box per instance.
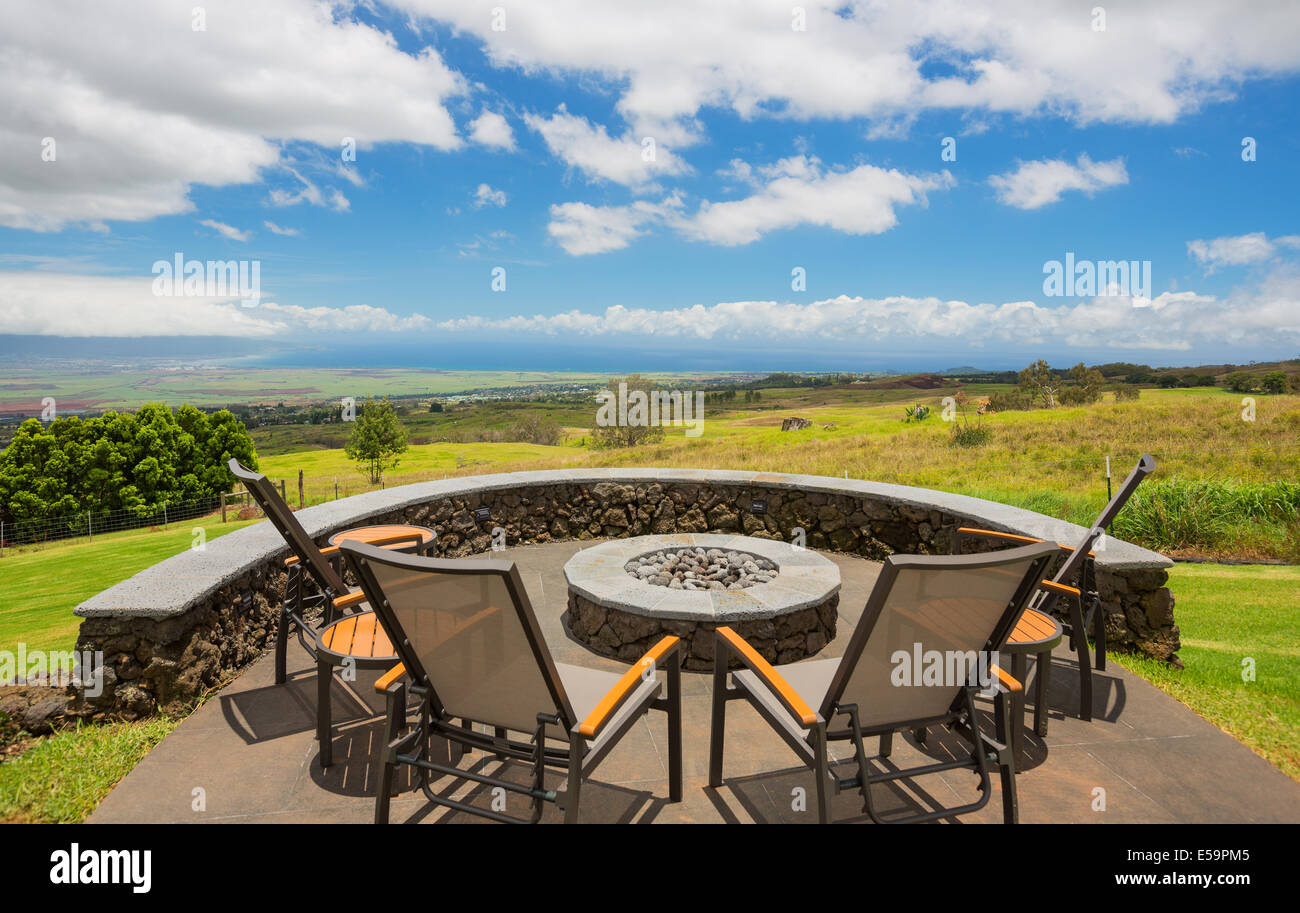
[953,453,1155,727]
[340,540,684,824]
[228,458,423,767]
[709,541,1058,824]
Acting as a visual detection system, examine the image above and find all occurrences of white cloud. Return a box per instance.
[263,221,300,237]
[680,155,953,245]
[268,168,350,212]
[1186,232,1292,273]
[435,280,1300,352]
[0,0,465,231]
[524,106,690,188]
[468,110,516,150]
[545,156,951,253]
[473,183,508,208]
[199,220,252,242]
[989,154,1128,209]
[0,271,431,336]
[546,199,678,255]
[395,1,1300,133]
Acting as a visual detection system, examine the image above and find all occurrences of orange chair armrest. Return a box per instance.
[991,665,1022,693]
[283,544,339,567]
[332,590,367,610]
[374,663,406,693]
[1040,579,1081,597]
[577,636,680,738]
[956,527,1043,545]
[716,626,819,727]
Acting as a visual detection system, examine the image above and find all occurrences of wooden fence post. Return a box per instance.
[221,492,227,523]
[298,470,304,508]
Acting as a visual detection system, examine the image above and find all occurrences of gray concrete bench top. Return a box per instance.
[75,468,1170,619]
[564,534,841,622]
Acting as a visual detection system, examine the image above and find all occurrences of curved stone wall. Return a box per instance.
[71,469,1178,719]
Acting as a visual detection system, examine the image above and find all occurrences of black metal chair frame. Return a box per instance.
[341,541,684,824]
[710,542,1058,824]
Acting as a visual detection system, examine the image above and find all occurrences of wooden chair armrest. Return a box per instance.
[284,544,339,567]
[957,527,1095,557]
[577,636,680,739]
[715,626,819,727]
[374,663,407,694]
[332,590,367,610]
[1040,579,1081,597]
[356,532,427,549]
[991,664,1022,693]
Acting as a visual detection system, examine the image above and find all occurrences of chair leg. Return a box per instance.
[666,651,683,803]
[708,647,728,788]
[316,655,333,768]
[879,730,893,758]
[1034,651,1051,738]
[375,683,404,824]
[564,744,583,824]
[1010,651,1028,762]
[274,605,289,686]
[1069,600,1094,721]
[912,726,927,745]
[1093,599,1107,671]
[994,691,1019,824]
[811,725,832,824]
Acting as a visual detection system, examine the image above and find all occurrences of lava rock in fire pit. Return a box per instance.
[625,547,779,591]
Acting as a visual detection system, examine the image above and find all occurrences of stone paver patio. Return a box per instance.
[91,540,1300,824]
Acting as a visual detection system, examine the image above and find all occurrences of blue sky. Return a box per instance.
[3,1,1300,370]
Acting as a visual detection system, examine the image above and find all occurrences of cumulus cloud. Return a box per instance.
[468,110,516,150]
[473,183,508,208]
[989,154,1128,209]
[395,1,1300,132]
[0,271,431,337]
[1186,232,1300,273]
[199,220,252,242]
[545,156,951,253]
[546,198,680,255]
[679,155,953,245]
[434,283,1300,352]
[0,0,465,231]
[524,106,690,188]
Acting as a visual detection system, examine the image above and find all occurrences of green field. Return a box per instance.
[0,513,261,654]
[1114,564,1300,781]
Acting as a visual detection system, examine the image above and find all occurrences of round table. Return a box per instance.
[1003,608,1064,761]
[328,523,437,555]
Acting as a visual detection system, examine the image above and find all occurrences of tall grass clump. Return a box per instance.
[1113,479,1300,553]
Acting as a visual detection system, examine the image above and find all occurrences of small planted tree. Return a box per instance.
[1018,359,1062,407]
[345,396,408,484]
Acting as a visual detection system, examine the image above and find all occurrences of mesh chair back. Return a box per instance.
[824,542,1056,729]
[341,541,576,735]
[228,458,347,595]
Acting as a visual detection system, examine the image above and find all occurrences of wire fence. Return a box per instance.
[0,497,227,553]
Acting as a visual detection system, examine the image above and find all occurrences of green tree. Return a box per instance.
[0,403,256,523]
[344,397,408,484]
[591,375,667,449]
[1017,359,1062,407]
[1261,371,1288,394]
[1223,372,1258,394]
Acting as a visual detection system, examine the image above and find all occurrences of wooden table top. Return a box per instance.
[328,524,436,547]
[1005,608,1064,650]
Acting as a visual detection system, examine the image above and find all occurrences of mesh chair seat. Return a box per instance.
[552,663,660,744]
[733,658,838,743]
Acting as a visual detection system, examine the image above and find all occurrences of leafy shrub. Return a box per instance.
[984,389,1033,412]
[903,404,931,422]
[949,413,992,447]
[1113,386,1140,402]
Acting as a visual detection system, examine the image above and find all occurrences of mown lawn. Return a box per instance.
[0,512,260,654]
[0,716,178,823]
[1113,563,1300,781]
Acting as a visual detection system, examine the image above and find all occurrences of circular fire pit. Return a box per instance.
[564,534,840,671]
